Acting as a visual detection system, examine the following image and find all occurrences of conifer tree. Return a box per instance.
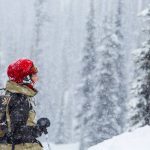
[77,0,97,149]
[93,16,122,144]
[90,0,127,144]
[114,0,127,130]
[130,5,150,127]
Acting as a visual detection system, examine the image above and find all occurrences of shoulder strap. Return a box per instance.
[5,97,11,132]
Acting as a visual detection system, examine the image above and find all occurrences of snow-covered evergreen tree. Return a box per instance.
[85,0,127,146]
[130,4,150,127]
[76,0,97,149]
[93,16,122,144]
[55,49,70,143]
[113,0,127,130]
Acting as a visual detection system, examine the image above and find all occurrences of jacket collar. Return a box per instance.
[5,80,37,97]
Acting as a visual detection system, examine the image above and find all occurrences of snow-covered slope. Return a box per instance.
[88,126,150,150]
[43,143,79,150]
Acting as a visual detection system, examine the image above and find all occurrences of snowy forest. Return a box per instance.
[0,0,150,150]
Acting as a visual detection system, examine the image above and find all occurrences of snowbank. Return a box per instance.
[43,143,79,150]
[88,126,150,150]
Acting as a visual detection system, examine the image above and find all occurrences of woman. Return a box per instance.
[0,58,50,150]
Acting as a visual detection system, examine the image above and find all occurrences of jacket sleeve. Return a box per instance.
[8,93,43,139]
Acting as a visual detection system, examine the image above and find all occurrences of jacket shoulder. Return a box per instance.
[8,92,30,109]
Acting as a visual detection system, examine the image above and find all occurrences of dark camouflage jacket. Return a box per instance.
[1,81,42,144]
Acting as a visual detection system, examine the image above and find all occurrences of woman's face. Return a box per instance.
[31,73,39,84]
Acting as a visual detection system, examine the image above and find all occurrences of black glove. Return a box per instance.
[37,118,50,134]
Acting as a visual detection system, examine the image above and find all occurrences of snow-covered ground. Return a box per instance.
[43,126,150,150]
[88,126,150,150]
[43,143,79,150]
